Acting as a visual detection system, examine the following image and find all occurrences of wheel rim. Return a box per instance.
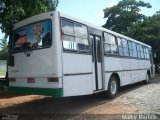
[111,80,117,95]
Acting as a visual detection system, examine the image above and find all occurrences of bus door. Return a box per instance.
[90,34,103,91]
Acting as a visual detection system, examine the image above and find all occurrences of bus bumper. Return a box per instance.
[9,86,63,97]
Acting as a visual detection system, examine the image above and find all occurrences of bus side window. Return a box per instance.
[132,42,137,58]
[144,47,149,59]
[62,35,76,50]
[137,44,141,58]
[141,46,145,59]
[117,37,124,56]
[74,22,89,51]
[122,38,129,56]
[104,32,111,54]
[62,19,74,35]
[61,19,77,50]
[146,48,150,59]
[61,19,89,52]
[128,41,133,57]
[104,32,118,55]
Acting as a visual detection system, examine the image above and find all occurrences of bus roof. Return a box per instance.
[13,11,55,30]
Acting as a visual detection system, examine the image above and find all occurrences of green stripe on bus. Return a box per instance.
[9,87,63,97]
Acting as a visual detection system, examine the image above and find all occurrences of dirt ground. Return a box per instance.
[0,76,160,120]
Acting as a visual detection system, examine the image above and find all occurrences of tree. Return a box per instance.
[0,38,7,60]
[126,11,160,72]
[0,0,59,38]
[103,0,151,34]
[0,0,58,60]
[126,11,160,44]
[126,11,160,50]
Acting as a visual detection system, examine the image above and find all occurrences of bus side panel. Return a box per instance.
[104,56,131,87]
[130,59,139,83]
[138,60,146,81]
[63,75,92,96]
[104,56,151,88]
[120,58,131,85]
[62,53,93,97]
[104,56,122,72]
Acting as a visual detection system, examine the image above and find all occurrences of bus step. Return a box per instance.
[93,89,105,94]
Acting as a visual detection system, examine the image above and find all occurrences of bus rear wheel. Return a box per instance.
[106,76,118,99]
[143,72,150,84]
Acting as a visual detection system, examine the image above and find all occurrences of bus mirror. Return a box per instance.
[8,55,14,66]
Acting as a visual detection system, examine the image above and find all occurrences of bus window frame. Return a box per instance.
[103,32,119,56]
[104,35,151,61]
[61,17,91,54]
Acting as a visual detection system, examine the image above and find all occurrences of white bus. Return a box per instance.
[8,11,154,98]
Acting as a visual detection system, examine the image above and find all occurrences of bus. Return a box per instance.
[8,11,154,98]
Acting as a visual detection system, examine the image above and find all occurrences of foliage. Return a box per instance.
[0,70,5,76]
[0,0,59,38]
[127,11,160,45]
[126,11,160,66]
[0,38,7,60]
[0,0,58,59]
[103,0,151,34]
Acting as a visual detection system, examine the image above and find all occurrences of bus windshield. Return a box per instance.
[12,20,52,53]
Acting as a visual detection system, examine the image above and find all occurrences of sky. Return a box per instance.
[57,0,159,26]
[0,0,159,39]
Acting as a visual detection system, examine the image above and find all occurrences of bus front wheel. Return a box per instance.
[106,76,118,99]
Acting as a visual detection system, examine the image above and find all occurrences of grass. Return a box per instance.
[0,70,5,76]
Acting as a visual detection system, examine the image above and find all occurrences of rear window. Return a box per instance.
[13,20,52,53]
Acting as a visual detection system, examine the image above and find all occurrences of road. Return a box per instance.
[0,76,160,120]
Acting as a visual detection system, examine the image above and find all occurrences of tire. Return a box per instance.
[106,76,118,99]
[143,73,150,84]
